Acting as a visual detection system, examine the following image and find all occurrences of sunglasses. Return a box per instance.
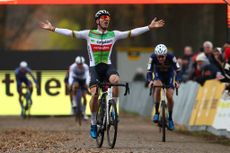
[100,15,111,20]
[157,55,166,59]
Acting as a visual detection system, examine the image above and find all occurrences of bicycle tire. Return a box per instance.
[161,100,166,142]
[96,98,105,148]
[75,89,82,126]
[26,96,32,119]
[107,99,118,149]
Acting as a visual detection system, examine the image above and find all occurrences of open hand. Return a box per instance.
[148,17,165,29]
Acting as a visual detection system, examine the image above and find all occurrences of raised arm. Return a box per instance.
[115,17,165,40]
[40,20,88,39]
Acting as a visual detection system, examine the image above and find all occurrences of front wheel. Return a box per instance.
[96,99,105,148]
[161,100,166,142]
[107,99,118,149]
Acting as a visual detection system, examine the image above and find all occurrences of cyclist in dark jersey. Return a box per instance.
[146,44,181,130]
[40,10,165,139]
[15,61,38,116]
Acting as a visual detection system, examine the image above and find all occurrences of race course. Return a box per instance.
[0,114,230,153]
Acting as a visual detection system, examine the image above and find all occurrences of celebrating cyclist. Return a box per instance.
[68,56,90,120]
[146,44,181,130]
[15,61,38,116]
[40,10,165,139]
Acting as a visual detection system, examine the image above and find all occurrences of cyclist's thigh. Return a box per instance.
[107,65,120,83]
[16,80,23,94]
[24,77,32,87]
[153,78,163,93]
[72,80,79,92]
[89,67,99,88]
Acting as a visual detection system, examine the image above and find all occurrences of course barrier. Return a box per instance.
[0,70,91,115]
[119,79,230,138]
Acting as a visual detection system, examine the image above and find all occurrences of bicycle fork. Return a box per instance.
[106,87,113,126]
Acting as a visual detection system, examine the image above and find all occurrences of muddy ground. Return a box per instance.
[0,114,229,153]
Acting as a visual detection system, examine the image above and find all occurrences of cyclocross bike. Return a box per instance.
[21,87,33,119]
[150,84,178,142]
[96,82,130,149]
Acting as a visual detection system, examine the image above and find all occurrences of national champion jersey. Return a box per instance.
[73,29,130,67]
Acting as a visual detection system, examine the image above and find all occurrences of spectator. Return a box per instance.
[180,46,194,82]
[194,53,221,85]
[133,67,146,82]
[223,42,230,80]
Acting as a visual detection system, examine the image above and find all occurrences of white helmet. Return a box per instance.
[20,61,28,68]
[75,56,85,64]
[95,10,110,20]
[154,44,168,55]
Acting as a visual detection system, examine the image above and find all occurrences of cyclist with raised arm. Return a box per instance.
[146,44,181,130]
[69,56,90,120]
[40,10,165,139]
[15,61,38,116]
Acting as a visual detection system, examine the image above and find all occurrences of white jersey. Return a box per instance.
[68,63,90,86]
[55,26,150,67]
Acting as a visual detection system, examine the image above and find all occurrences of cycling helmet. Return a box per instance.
[95,10,110,20]
[20,61,28,68]
[75,56,85,64]
[154,44,168,55]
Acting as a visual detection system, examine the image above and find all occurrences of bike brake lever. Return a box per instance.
[124,83,130,96]
[149,84,153,96]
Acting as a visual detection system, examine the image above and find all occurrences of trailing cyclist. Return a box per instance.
[146,44,181,130]
[69,56,90,120]
[15,61,38,117]
[40,9,165,139]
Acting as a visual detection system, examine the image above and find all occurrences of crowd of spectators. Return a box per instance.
[179,41,230,92]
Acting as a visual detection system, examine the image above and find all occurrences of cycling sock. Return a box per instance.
[113,97,118,114]
[168,110,173,120]
[91,112,97,125]
[155,102,159,114]
[72,98,76,107]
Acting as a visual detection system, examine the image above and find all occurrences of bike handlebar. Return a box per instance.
[97,82,130,96]
[149,84,178,96]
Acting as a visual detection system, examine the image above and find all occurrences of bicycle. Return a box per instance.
[21,87,33,119]
[150,84,178,142]
[96,82,130,149]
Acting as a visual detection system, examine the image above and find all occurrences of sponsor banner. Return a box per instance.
[0,70,91,115]
[189,80,225,126]
[212,92,230,131]
[0,0,225,5]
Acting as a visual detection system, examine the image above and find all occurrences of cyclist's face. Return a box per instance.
[157,55,166,64]
[20,68,26,72]
[98,15,110,29]
[77,63,83,69]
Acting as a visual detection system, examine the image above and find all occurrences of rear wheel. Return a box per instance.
[96,99,105,148]
[75,89,82,126]
[107,99,118,149]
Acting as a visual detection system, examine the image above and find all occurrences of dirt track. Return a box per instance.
[0,115,229,153]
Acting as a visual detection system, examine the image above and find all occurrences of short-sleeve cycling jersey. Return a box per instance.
[146,53,181,83]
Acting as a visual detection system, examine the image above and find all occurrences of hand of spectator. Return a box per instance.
[216,72,225,80]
